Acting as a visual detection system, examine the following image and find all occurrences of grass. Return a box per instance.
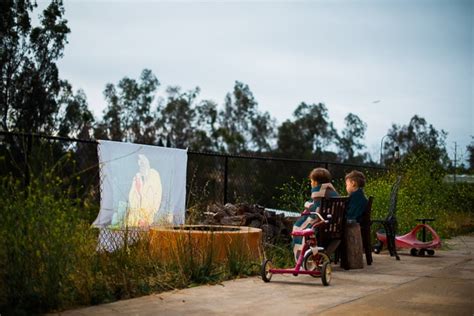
[0,168,260,315]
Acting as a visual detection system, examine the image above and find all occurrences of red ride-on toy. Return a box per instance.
[261,212,333,286]
[374,218,441,256]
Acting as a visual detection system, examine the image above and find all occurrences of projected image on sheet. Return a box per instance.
[94,140,187,228]
[126,154,162,226]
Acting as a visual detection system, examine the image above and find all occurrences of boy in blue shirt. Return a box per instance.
[345,170,368,222]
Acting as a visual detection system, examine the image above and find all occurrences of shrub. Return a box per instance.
[0,159,261,314]
[367,152,474,239]
[0,171,96,313]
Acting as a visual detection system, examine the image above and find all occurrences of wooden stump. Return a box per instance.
[344,222,364,269]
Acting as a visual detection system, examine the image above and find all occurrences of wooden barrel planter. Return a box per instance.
[149,225,262,263]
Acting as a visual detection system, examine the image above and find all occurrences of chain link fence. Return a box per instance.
[0,131,388,215]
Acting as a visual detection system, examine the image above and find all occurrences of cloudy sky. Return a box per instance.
[39,0,473,163]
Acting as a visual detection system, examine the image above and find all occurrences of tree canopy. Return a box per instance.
[1,0,459,168]
[1,0,70,133]
[384,115,449,166]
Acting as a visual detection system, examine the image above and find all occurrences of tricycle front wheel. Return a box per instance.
[303,252,330,278]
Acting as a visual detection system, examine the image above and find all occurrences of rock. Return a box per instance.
[221,215,245,226]
[235,203,251,215]
[224,203,238,216]
[261,224,276,242]
[248,219,262,228]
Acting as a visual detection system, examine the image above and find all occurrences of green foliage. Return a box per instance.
[167,233,222,286]
[263,242,294,269]
[0,170,96,313]
[366,152,474,239]
[225,236,259,278]
[273,177,310,212]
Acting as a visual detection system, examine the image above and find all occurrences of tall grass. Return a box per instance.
[0,170,97,313]
[0,162,260,314]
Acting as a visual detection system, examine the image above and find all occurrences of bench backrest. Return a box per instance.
[360,196,374,228]
[318,197,349,248]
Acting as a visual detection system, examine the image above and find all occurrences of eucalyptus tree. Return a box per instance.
[193,99,220,151]
[383,115,448,165]
[217,81,274,153]
[277,102,337,159]
[338,113,367,163]
[57,83,94,139]
[468,139,473,172]
[96,69,159,144]
[156,86,200,149]
[1,0,70,133]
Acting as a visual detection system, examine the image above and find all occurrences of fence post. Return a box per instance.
[224,156,228,205]
[325,162,329,170]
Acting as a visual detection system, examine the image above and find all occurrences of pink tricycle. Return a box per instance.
[261,212,332,286]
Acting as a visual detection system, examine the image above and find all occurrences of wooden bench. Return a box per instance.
[318,197,349,269]
[319,195,375,268]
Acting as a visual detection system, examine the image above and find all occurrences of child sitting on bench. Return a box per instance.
[292,168,339,261]
[345,170,368,223]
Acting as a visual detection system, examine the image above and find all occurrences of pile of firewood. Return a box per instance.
[199,203,298,243]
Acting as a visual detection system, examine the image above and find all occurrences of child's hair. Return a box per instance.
[345,170,366,188]
[309,168,332,184]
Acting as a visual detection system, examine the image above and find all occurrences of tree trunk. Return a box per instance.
[344,222,364,269]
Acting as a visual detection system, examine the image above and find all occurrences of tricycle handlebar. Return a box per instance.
[308,212,331,227]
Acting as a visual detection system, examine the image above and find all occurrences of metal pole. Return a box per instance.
[223,156,228,205]
[380,134,388,165]
[453,142,457,184]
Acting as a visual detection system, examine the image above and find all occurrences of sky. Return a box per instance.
[38,0,473,164]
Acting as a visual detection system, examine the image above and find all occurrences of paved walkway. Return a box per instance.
[59,235,474,316]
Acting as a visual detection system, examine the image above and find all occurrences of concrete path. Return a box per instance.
[59,235,474,316]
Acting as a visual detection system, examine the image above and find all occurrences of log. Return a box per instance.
[344,222,364,269]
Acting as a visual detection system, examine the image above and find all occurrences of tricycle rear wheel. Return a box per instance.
[321,262,332,286]
[261,259,273,282]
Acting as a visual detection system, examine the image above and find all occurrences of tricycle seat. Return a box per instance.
[291,228,315,237]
